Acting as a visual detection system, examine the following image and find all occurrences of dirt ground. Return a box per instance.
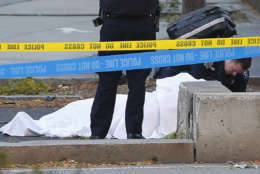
[0,78,156,108]
[49,78,157,98]
[1,77,259,109]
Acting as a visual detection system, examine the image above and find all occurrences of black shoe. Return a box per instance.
[127,133,145,139]
[89,135,104,139]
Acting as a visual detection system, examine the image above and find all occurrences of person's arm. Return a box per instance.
[228,70,250,92]
[189,64,206,79]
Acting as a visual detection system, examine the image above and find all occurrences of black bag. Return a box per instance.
[167,6,237,39]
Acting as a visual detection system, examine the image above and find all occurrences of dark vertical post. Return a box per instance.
[182,0,206,14]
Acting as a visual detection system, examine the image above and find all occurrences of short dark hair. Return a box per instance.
[233,57,252,70]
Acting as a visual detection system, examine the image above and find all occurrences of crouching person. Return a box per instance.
[154,58,252,92]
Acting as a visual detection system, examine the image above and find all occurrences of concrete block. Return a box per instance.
[194,93,260,162]
[0,139,194,164]
[177,81,230,139]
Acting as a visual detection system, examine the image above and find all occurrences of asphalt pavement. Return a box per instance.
[0,0,32,7]
[1,164,259,174]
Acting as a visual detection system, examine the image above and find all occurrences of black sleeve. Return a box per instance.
[228,70,250,92]
[189,64,206,79]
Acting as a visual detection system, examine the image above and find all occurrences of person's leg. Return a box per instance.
[90,17,125,139]
[119,17,155,138]
[90,71,122,138]
[125,69,151,138]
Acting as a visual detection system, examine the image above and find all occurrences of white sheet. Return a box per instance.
[0,73,203,139]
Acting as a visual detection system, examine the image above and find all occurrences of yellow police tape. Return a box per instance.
[0,36,259,52]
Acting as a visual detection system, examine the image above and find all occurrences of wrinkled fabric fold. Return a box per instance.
[0,73,203,139]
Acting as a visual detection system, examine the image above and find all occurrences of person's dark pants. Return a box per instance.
[90,17,155,138]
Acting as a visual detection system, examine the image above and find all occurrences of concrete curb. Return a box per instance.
[0,139,194,164]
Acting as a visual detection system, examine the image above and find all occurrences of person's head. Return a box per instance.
[224,58,252,76]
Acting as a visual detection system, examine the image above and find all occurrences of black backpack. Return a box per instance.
[167,6,237,39]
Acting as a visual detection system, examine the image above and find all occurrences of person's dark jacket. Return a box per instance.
[189,61,249,92]
[156,61,249,92]
[100,0,159,16]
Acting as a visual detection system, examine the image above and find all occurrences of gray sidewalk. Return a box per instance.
[1,164,259,174]
[0,0,99,15]
[0,0,100,64]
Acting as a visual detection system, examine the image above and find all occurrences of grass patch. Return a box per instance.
[0,77,52,95]
[163,131,185,139]
[163,132,177,139]
[0,152,9,169]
